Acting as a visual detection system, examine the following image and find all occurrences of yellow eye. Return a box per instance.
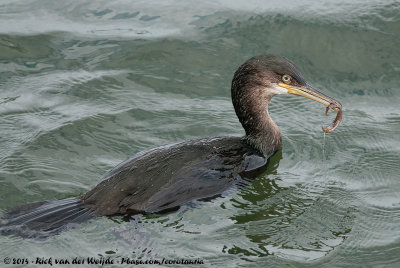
[282,74,291,84]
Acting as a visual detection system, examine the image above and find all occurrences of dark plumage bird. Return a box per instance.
[1,54,342,238]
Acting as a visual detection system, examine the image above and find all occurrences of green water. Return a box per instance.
[1,0,399,267]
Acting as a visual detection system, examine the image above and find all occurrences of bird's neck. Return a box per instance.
[244,104,282,156]
[232,87,282,156]
[231,69,283,156]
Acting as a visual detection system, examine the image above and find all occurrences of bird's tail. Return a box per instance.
[1,197,93,239]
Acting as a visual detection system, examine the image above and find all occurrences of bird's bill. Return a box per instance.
[278,83,342,110]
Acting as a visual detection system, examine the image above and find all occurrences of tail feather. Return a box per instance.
[1,198,93,239]
[5,198,79,225]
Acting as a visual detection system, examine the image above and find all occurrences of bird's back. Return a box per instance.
[82,136,271,216]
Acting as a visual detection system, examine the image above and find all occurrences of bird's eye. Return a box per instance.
[282,74,292,84]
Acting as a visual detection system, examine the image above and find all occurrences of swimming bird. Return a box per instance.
[1,54,342,238]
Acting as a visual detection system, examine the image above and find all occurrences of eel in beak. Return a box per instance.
[278,83,343,133]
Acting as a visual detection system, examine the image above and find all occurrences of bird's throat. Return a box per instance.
[245,108,282,156]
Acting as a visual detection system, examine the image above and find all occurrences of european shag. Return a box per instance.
[1,54,342,238]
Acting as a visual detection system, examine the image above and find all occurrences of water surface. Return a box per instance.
[1,0,399,267]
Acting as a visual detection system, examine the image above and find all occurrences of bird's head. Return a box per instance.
[231,54,342,137]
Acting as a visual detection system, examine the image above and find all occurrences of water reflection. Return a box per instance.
[225,150,355,260]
